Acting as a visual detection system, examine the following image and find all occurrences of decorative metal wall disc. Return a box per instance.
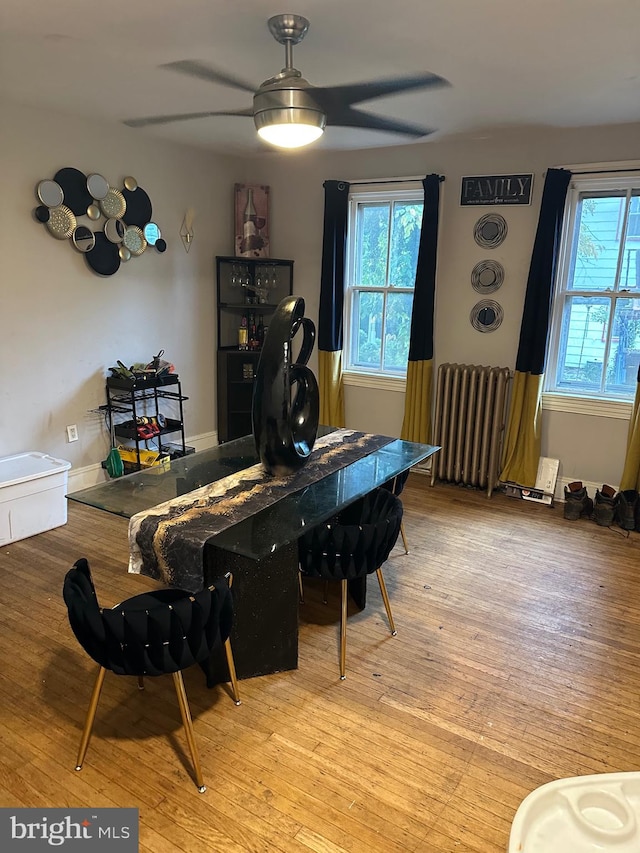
[72,225,96,253]
[87,204,101,221]
[473,213,508,249]
[104,217,126,244]
[471,259,505,294]
[46,205,76,239]
[54,167,92,215]
[100,187,126,218]
[123,225,147,256]
[37,179,64,208]
[123,176,138,191]
[119,246,132,262]
[87,173,109,200]
[85,232,120,276]
[122,186,152,228]
[470,299,504,332]
[34,205,50,223]
[143,222,161,245]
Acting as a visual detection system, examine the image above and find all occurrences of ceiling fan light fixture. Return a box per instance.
[256,107,325,148]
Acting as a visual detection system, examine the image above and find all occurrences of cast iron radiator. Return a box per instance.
[431,363,512,497]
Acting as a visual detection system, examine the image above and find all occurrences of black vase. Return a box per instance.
[252,295,320,475]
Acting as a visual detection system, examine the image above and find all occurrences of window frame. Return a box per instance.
[545,173,640,407]
[343,182,423,387]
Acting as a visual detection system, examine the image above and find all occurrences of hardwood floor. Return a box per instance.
[1,475,640,851]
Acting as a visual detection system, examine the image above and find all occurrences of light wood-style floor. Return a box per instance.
[2,475,640,852]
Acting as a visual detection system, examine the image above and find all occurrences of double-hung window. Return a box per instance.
[344,185,423,383]
[546,175,640,402]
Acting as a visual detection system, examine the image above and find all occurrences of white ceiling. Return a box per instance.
[1,0,639,155]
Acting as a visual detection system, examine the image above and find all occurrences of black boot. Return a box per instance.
[616,489,638,531]
[563,481,593,520]
[594,484,616,527]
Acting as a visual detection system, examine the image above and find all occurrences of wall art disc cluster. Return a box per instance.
[33,167,166,277]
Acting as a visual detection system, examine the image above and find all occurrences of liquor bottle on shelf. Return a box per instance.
[238,313,249,350]
[248,312,259,350]
[257,315,265,348]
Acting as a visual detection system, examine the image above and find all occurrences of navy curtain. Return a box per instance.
[500,167,572,486]
[318,180,350,426]
[401,174,441,442]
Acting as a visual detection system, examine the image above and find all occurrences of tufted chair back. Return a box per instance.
[63,558,240,793]
[64,558,233,677]
[298,487,403,582]
[298,487,403,679]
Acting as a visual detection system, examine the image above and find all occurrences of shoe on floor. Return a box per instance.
[594,484,616,527]
[563,481,594,520]
[616,489,639,531]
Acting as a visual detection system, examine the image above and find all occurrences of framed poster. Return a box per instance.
[235,183,270,257]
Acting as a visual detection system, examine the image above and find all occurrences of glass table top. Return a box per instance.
[67,430,439,561]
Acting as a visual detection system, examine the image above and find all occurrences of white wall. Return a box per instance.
[255,122,640,489]
[0,99,240,483]
[3,100,639,494]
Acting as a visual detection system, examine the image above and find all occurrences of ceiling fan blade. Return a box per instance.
[326,107,434,138]
[161,60,257,94]
[312,72,449,109]
[124,108,253,128]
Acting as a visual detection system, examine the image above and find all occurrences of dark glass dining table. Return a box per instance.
[67,429,439,681]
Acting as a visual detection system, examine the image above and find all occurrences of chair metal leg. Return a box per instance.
[75,665,106,771]
[172,671,206,793]
[137,676,145,690]
[376,568,397,636]
[400,521,409,555]
[224,638,242,706]
[323,580,329,604]
[340,579,348,680]
[298,571,304,603]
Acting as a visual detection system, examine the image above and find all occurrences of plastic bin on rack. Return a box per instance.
[0,452,71,546]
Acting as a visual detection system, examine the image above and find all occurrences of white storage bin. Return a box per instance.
[0,452,71,546]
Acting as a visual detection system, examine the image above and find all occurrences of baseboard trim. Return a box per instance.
[67,430,219,492]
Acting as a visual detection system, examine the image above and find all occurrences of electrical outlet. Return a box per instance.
[66,424,78,442]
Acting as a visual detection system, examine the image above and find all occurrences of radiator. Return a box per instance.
[431,363,511,497]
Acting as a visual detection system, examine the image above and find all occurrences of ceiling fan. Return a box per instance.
[123,13,450,149]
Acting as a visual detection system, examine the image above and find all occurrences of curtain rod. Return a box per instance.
[347,175,445,186]
[569,167,640,176]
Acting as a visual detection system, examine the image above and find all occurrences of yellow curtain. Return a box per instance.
[319,349,345,428]
[499,371,543,487]
[401,360,433,442]
[619,379,640,490]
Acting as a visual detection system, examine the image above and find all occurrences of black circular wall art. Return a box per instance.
[32,169,167,276]
[470,299,504,333]
[471,259,505,294]
[473,213,508,249]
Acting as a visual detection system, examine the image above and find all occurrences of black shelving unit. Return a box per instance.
[105,373,188,471]
[216,255,293,442]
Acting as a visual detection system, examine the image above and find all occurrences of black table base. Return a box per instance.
[203,540,299,684]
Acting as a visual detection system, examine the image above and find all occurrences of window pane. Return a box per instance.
[389,202,423,288]
[356,204,390,286]
[383,291,413,371]
[605,297,640,395]
[351,291,383,369]
[555,296,609,391]
[568,193,626,292]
